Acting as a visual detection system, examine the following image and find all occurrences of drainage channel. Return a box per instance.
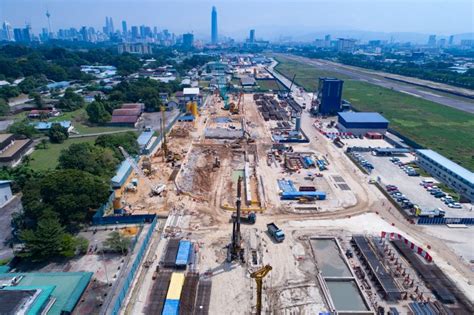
[310,237,374,315]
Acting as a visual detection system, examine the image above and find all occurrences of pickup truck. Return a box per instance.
[267,223,285,242]
[415,208,446,218]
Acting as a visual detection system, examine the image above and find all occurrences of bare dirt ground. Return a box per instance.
[124,92,474,315]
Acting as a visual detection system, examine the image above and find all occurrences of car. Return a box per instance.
[448,203,462,209]
[434,192,446,198]
[408,172,420,177]
[441,196,453,202]
[386,185,397,191]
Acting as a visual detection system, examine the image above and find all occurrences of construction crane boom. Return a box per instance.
[227,176,244,262]
[119,146,165,196]
[287,74,296,97]
[250,265,272,315]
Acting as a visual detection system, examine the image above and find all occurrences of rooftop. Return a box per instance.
[183,87,200,95]
[31,121,72,130]
[0,134,13,144]
[417,149,474,184]
[110,115,139,124]
[112,108,142,116]
[137,131,154,147]
[338,112,389,124]
[0,139,31,159]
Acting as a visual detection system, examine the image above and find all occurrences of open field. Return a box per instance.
[256,79,287,92]
[29,136,97,170]
[274,55,474,171]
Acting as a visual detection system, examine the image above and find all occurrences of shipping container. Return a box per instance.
[162,299,179,315]
[175,240,192,267]
[281,191,326,200]
[166,273,185,300]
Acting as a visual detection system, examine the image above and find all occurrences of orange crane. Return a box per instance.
[250,265,272,315]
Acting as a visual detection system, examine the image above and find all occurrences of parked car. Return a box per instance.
[448,203,462,209]
[434,192,446,198]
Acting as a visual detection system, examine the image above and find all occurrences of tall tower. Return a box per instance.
[211,6,218,44]
[46,10,52,35]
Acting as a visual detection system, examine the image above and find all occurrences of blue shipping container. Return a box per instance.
[162,299,179,315]
[175,240,192,266]
[281,191,326,200]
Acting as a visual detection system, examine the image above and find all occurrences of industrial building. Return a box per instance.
[111,159,133,189]
[178,88,202,107]
[137,130,160,155]
[0,134,33,167]
[109,103,144,127]
[0,271,93,315]
[416,149,474,202]
[317,78,344,115]
[337,112,389,136]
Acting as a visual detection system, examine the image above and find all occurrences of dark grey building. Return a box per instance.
[317,77,344,115]
[249,29,255,43]
[183,33,194,48]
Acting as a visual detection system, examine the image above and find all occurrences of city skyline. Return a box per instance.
[0,0,473,41]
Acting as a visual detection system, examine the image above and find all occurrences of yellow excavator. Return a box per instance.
[250,265,272,315]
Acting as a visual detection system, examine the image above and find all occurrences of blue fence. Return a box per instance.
[417,217,474,225]
[110,216,158,314]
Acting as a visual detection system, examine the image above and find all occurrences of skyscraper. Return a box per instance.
[109,17,114,34]
[249,29,255,43]
[448,35,454,45]
[211,6,218,44]
[428,35,436,46]
[122,21,127,35]
[183,33,194,48]
[2,21,14,41]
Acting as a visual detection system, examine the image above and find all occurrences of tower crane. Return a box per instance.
[119,146,166,196]
[250,265,272,315]
[160,105,168,161]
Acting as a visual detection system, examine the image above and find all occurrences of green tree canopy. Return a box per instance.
[86,100,111,124]
[58,142,118,178]
[18,215,76,262]
[95,132,139,159]
[8,120,38,138]
[0,98,9,116]
[48,123,69,143]
[21,169,110,230]
[103,231,132,254]
[58,88,85,111]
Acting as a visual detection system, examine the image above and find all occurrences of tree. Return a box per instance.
[18,215,75,262]
[48,123,69,143]
[103,231,131,255]
[38,138,48,149]
[30,92,44,109]
[21,169,110,230]
[58,88,85,111]
[95,132,139,159]
[0,98,9,116]
[86,100,111,124]
[8,120,38,138]
[58,142,118,178]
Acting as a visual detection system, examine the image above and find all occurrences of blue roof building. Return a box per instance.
[111,159,133,189]
[416,149,474,202]
[31,121,72,132]
[46,81,70,90]
[337,112,389,136]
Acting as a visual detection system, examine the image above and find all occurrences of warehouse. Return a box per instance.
[337,112,389,136]
[416,149,474,202]
[111,159,133,189]
[137,130,160,155]
[0,134,33,167]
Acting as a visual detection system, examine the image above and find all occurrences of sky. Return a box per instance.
[0,0,473,40]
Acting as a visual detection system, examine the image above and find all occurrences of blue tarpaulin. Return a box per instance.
[175,240,192,266]
[281,191,326,200]
[162,299,179,315]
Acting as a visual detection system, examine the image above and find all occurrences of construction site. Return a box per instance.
[93,62,474,315]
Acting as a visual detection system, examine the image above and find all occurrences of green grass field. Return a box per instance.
[274,55,474,171]
[29,137,97,171]
[256,79,287,91]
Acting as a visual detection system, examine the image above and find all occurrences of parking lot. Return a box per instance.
[359,152,473,218]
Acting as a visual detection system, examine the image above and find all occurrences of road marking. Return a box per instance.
[400,90,421,98]
[418,90,442,98]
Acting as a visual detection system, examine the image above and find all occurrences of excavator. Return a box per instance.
[250,265,273,315]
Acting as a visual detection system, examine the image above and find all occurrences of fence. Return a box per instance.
[105,215,158,315]
[417,217,474,225]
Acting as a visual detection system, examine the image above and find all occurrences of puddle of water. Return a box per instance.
[326,280,369,311]
[311,239,351,277]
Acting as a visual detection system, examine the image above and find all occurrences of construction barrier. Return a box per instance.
[381,231,433,262]
[417,217,474,225]
[104,216,158,315]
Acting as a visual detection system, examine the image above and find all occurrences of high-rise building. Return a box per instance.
[336,38,356,52]
[2,21,14,41]
[317,78,344,115]
[122,21,127,35]
[324,34,331,41]
[109,17,114,34]
[428,35,436,46]
[131,26,139,40]
[249,29,255,43]
[448,35,454,45]
[183,33,194,48]
[13,26,31,42]
[211,6,218,44]
[438,38,446,47]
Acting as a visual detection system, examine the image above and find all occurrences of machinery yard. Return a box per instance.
[111,74,474,315]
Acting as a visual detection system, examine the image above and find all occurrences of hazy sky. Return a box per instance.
[1,0,473,40]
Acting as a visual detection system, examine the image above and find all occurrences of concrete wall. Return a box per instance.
[0,184,13,207]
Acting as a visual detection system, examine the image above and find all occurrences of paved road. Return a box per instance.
[279,54,474,114]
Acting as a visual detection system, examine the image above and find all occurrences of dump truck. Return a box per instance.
[231,212,256,224]
[267,223,285,242]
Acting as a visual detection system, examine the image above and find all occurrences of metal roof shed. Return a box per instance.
[175,240,192,267]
